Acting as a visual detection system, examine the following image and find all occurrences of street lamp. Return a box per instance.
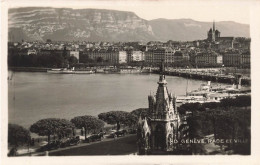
[221,64,224,75]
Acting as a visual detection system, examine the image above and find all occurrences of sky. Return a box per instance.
[6,0,253,24]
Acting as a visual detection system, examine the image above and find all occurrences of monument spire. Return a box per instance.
[158,60,167,85]
[160,59,165,75]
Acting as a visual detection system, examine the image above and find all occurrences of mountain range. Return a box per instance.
[8,7,250,42]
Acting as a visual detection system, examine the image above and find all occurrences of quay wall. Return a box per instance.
[152,70,251,86]
[8,67,50,72]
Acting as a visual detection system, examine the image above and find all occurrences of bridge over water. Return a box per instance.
[152,69,251,86]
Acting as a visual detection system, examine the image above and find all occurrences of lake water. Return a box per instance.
[8,72,217,128]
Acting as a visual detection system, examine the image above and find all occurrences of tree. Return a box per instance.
[124,113,138,128]
[234,95,251,108]
[71,115,104,140]
[30,118,74,143]
[98,111,133,131]
[131,108,148,119]
[8,124,31,148]
[178,102,202,115]
[68,56,78,66]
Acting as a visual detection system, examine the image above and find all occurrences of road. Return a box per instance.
[48,134,138,156]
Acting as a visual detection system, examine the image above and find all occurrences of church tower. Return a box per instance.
[212,20,216,41]
[147,61,180,154]
[207,20,220,42]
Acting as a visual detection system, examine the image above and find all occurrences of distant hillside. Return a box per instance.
[149,18,250,41]
[8,7,250,42]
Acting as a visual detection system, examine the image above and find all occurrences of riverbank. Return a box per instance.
[8,67,50,72]
[8,66,152,74]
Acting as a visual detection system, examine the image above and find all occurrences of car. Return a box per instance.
[60,138,70,148]
[37,140,61,152]
[69,136,80,146]
[115,129,127,137]
[128,129,137,134]
[105,130,117,138]
[85,134,102,143]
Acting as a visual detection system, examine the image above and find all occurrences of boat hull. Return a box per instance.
[47,70,74,74]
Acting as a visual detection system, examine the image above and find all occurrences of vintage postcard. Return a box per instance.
[1,0,260,164]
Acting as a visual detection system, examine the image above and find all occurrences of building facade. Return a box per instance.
[165,48,175,63]
[119,51,127,64]
[144,50,154,64]
[223,52,241,67]
[173,51,190,63]
[241,52,250,67]
[223,51,250,67]
[127,50,145,63]
[195,51,223,67]
[87,49,119,64]
[153,48,166,64]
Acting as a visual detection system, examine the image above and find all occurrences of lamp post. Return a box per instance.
[221,64,224,75]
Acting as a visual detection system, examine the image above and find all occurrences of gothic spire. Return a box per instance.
[213,20,215,32]
[160,59,165,75]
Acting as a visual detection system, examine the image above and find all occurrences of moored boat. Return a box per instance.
[74,70,94,74]
[47,67,94,74]
[47,68,74,74]
[177,81,250,105]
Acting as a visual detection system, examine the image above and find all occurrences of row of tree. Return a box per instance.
[8,110,140,151]
[179,96,251,155]
[8,54,78,68]
[186,107,250,154]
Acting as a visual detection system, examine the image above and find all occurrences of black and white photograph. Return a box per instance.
[1,0,260,164]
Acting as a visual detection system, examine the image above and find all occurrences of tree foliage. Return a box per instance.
[30,118,74,143]
[71,115,104,140]
[186,108,251,154]
[98,111,135,130]
[8,124,31,147]
[68,56,78,66]
[130,108,148,119]
[180,95,251,154]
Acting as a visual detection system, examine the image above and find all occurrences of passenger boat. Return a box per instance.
[74,70,94,74]
[141,68,152,73]
[47,68,74,74]
[47,67,94,74]
[177,81,250,105]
